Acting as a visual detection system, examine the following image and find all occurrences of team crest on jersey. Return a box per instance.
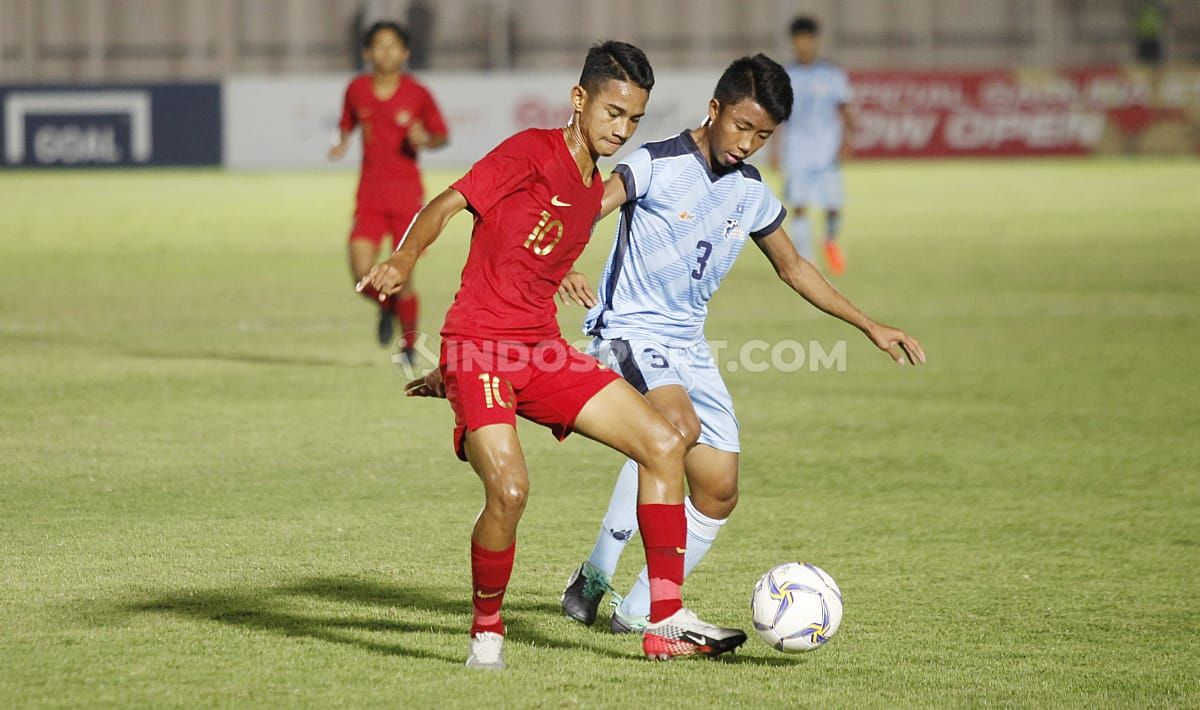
[722,218,747,241]
[395,110,412,126]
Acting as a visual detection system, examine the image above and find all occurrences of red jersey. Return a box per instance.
[442,128,604,343]
[339,73,447,209]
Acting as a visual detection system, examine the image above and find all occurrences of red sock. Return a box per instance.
[470,539,515,636]
[637,503,685,622]
[393,294,419,349]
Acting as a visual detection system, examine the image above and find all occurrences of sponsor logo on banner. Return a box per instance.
[4,91,150,165]
[850,67,1200,157]
[0,85,221,168]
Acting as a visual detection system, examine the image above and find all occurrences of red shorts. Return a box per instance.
[349,204,421,250]
[440,337,621,461]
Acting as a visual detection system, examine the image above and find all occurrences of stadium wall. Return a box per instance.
[2,66,1196,169]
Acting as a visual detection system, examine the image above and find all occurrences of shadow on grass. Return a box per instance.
[124,576,635,665]
[127,349,373,369]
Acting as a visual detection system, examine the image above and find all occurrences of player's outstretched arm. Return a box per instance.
[753,228,926,366]
[356,188,468,299]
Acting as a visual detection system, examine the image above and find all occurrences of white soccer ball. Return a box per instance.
[751,562,843,652]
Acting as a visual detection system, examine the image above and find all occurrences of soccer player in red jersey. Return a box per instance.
[330,21,448,356]
[359,41,747,669]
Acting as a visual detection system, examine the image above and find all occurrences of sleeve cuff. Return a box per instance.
[612,163,637,202]
[751,206,787,239]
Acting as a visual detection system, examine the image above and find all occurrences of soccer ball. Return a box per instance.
[750,562,843,652]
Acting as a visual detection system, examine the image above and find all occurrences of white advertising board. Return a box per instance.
[223,71,717,170]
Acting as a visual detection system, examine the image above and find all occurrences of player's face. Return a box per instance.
[571,80,649,157]
[364,30,409,74]
[791,32,819,63]
[705,98,778,167]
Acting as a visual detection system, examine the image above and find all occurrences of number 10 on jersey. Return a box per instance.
[524,210,564,256]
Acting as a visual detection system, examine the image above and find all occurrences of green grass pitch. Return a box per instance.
[1,159,1197,707]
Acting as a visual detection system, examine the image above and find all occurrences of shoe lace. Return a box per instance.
[581,566,615,601]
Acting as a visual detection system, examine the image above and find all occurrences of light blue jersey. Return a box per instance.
[782,60,852,173]
[584,131,786,346]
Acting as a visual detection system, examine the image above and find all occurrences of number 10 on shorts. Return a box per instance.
[478,373,514,409]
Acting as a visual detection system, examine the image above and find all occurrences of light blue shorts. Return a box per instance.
[589,336,740,453]
[785,165,844,210]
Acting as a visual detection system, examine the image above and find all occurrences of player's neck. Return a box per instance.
[372,70,403,87]
[690,125,715,171]
[562,124,597,185]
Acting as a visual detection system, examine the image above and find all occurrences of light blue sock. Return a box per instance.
[619,496,728,619]
[585,458,640,578]
[790,214,813,261]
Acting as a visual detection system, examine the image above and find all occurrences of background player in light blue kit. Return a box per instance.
[778,15,854,275]
[558,55,924,633]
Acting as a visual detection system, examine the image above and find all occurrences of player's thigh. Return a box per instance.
[686,348,741,455]
[349,209,388,254]
[462,423,530,512]
[572,378,685,468]
[441,338,524,462]
[591,337,699,445]
[348,239,380,279]
[685,444,739,514]
[785,171,814,209]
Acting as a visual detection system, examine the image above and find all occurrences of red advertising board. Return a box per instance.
[849,67,1200,157]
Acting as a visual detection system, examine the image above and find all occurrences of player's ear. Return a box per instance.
[569,85,587,114]
[706,98,721,126]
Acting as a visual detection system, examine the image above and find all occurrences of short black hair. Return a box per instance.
[790,16,819,36]
[363,21,410,49]
[579,40,654,94]
[713,54,794,124]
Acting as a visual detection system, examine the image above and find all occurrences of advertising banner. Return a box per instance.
[223,71,713,170]
[223,66,1200,169]
[0,84,221,167]
[851,67,1200,157]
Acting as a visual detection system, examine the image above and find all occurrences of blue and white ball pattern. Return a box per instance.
[751,562,843,652]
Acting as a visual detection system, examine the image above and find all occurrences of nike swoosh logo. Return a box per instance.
[675,547,687,555]
[681,631,709,645]
[550,195,572,207]
[475,589,503,599]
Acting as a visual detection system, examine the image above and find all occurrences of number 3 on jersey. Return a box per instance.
[524,210,564,256]
[692,240,713,279]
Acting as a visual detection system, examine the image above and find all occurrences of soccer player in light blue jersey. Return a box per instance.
[558,55,924,633]
[778,15,854,275]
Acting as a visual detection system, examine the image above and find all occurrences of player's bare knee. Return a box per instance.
[640,426,687,470]
[712,488,739,518]
[669,413,702,449]
[487,473,528,516]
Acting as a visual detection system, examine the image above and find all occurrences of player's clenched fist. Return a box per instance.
[356,255,412,301]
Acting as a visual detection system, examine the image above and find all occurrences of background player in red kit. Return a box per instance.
[330,21,447,356]
[359,41,747,669]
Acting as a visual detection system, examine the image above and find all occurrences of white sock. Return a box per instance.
[585,458,640,578]
[619,496,727,619]
[790,214,813,261]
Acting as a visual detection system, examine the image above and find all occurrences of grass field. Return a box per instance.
[1,160,1198,708]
